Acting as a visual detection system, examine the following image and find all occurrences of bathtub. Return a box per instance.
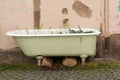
[6,28,100,66]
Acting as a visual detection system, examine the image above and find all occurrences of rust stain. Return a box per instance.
[72,0,92,18]
[62,8,68,15]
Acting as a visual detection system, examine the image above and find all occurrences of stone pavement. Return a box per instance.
[0,69,120,80]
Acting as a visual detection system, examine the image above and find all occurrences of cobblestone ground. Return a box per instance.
[0,69,120,80]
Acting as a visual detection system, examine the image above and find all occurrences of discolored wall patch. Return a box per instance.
[33,0,41,29]
[62,8,68,15]
[62,18,69,28]
[72,0,92,18]
[63,18,69,24]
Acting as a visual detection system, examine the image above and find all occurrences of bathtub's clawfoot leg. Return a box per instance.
[80,55,88,65]
[36,56,43,66]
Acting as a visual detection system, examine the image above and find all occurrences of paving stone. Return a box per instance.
[0,69,120,80]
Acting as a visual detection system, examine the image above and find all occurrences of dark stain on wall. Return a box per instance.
[96,18,98,21]
[115,15,119,19]
[34,11,40,29]
[72,0,92,18]
[33,0,41,29]
[62,8,68,15]
[63,18,69,24]
[62,18,69,28]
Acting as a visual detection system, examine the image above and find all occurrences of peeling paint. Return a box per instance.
[72,0,92,18]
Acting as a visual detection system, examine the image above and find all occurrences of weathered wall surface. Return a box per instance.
[109,0,120,34]
[41,0,101,29]
[109,34,120,60]
[108,0,120,60]
[0,0,102,50]
[0,0,33,49]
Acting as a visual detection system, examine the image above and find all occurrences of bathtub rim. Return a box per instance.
[6,28,101,37]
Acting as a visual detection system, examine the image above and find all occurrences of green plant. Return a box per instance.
[65,62,120,70]
[69,26,93,34]
[0,62,120,72]
[39,23,43,29]
[62,19,69,29]
[16,26,20,31]
[25,28,29,34]
[118,1,120,12]
[0,63,40,72]
[16,26,21,33]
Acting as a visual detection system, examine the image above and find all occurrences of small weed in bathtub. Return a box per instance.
[25,28,29,34]
[69,25,93,34]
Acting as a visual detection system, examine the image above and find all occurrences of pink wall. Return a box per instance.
[0,0,33,49]
[0,0,102,50]
[109,0,120,34]
[41,0,101,29]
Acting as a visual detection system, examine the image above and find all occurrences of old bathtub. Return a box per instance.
[6,28,100,66]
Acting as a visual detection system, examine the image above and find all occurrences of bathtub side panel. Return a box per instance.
[14,36,97,57]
